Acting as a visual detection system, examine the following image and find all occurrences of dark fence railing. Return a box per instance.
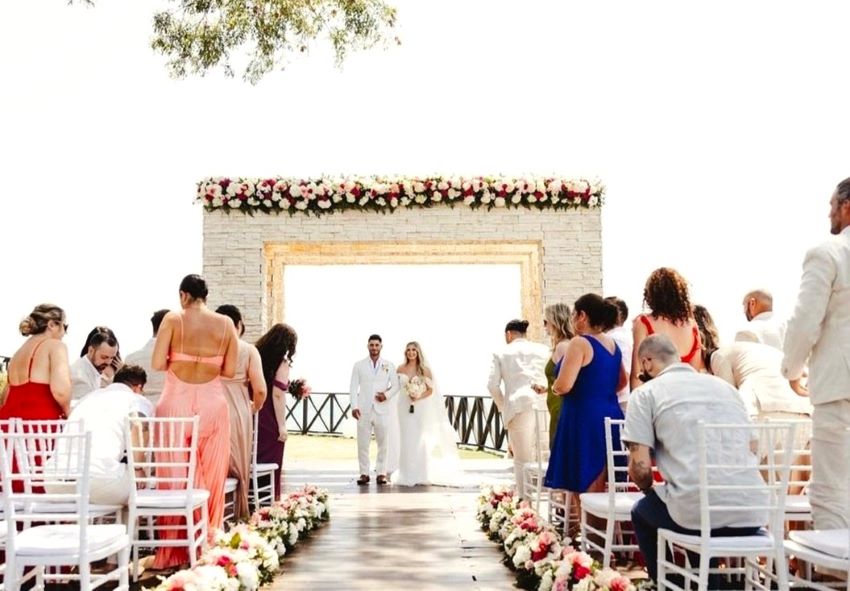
[285,392,507,453]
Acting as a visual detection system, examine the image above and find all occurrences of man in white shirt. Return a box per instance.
[46,364,154,506]
[70,326,120,399]
[625,335,766,582]
[349,334,398,486]
[487,319,549,498]
[736,289,785,350]
[124,309,169,405]
[782,177,850,529]
[605,296,632,412]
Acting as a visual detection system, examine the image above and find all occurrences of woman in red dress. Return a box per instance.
[0,303,71,422]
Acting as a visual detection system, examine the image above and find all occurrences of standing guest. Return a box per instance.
[151,274,238,569]
[45,365,154,506]
[488,319,549,498]
[542,304,573,447]
[125,309,170,404]
[255,323,299,498]
[630,267,703,390]
[625,335,767,583]
[349,334,398,486]
[782,177,850,530]
[215,304,267,520]
[736,289,785,350]
[70,326,120,399]
[544,295,626,504]
[605,296,632,412]
[692,304,721,371]
[0,304,71,421]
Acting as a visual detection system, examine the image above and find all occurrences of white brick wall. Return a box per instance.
[203,207,602,341]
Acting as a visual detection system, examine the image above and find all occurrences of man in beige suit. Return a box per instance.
[488,319,549,498]
[782,177,850,529]
[736,289,785,350]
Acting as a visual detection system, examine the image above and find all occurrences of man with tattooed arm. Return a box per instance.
[623,334,767,582]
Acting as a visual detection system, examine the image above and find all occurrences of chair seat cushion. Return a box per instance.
[660,528,773,551]
[224,478,239,493]
[135,489,210,508]
[16,523,127,555]
[785,494,811,514]
[254,463,278,473]
[789,529,850,559]
[579,491,642,517]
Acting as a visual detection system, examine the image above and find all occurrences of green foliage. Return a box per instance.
[70,0,398,84]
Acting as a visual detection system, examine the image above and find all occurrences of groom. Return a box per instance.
[349,334,398,485]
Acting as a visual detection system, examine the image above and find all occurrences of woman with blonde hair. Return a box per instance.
[543,303,573,446]
[0,304,71,422]
[630,267,704,389]
[392,341,465,486]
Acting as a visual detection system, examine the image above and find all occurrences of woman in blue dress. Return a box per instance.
[544,293,628,501]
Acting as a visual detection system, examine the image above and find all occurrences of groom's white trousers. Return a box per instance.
[357,409,389,476]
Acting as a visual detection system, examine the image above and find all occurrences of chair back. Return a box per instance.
[0,428,93,538]
[252,411,261,467]
[125,416,200,503]
[765,417,812,496]
[696,421,795,540]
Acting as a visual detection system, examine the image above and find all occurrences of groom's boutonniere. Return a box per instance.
[381,363,389,373]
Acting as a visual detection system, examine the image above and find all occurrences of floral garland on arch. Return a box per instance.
[196,175,604,216]
[154,485,329,591]
[476,485,637,591]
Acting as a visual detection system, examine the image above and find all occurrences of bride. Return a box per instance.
[390,341,466,487]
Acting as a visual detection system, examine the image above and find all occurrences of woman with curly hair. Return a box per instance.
[630,267,704,389]
[692,304,721,371]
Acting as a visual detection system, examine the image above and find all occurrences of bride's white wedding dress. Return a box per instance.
[389,373,466,487]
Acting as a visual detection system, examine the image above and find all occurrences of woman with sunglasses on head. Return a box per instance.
[0,304,72,422]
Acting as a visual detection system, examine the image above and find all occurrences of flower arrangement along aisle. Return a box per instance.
[155,485,329,591]
[476,485,637,591]
[196,175,604,216]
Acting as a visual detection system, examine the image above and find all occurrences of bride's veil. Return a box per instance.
[418,375,466,486]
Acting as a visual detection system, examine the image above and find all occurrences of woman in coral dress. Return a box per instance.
[151,275,238,569]
[215,304,267,521]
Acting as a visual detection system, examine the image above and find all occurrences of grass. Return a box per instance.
[285,433,503,461]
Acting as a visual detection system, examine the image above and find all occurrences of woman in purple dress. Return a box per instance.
[255,323,298,500]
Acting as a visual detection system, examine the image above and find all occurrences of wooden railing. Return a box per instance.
[285,392,507,453]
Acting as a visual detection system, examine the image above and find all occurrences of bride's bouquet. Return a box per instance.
[288,378,312,400]
[404,375,427,414]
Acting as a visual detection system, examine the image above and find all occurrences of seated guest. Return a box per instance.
[70,326,120,399]
[624,335,767,582]
[125,310,170,404]
[46,364,154,506]
[692,304,721,371]
[736,289,785,350]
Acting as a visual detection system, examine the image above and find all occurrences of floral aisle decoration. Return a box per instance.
[476,485,637,591]
[155,485,330,591]
[196,175,604,216]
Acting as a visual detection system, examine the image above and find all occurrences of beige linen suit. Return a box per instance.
[487,338,549,498]
[782,226,850,528]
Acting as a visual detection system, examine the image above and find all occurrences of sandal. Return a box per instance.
[357,474,370,485]
[376,475,388,485]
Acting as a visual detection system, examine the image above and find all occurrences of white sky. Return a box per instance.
[1,1,849,393]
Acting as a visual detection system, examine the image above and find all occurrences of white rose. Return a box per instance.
[413,182,426,193]
[318,200,331,209]
[376,197,386,206]
[280,199,290,209]
[401,197,411,206]
[414,194,427,204]
[437,180,449,191]
[288,528,299,546]
[481,191,492,204]
[236,562,260,590]
[432,192,442,202]
[463,196,475,206]
[447,188,460,199]
[212,197,222,207]
[295,201,308,210]
[289,185,302,197]
[247,197,258,206]
[511,194,521,204]
[539,571,554,591]
[512,546,531,568]
[358,197,368,206]
[588,195,599,207]
[228,199,240,208]
[346,193,356,203]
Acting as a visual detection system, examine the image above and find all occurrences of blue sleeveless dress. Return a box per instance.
[544,335,624,492]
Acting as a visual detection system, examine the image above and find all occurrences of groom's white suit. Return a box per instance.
[350,357,399,477]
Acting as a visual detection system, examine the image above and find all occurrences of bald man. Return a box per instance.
[735,289,785,350]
